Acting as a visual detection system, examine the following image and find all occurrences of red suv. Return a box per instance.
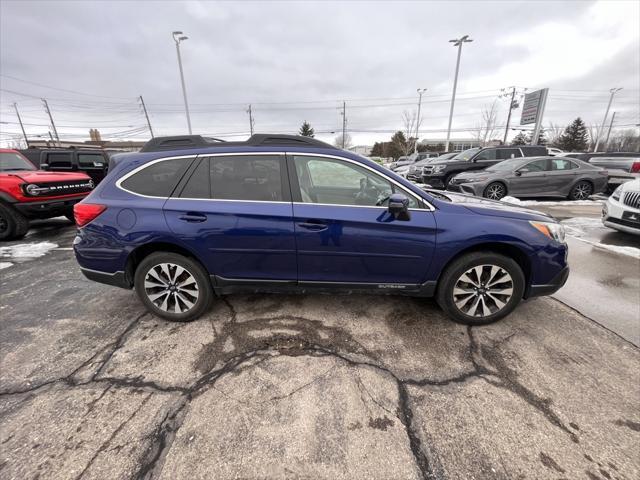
[0,149,94,240]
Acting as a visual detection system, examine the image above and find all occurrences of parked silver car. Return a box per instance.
[447,156,608,200]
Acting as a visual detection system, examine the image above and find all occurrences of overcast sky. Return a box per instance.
[1,0,638,147]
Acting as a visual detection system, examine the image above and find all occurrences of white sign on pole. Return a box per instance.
[520,89,547,125]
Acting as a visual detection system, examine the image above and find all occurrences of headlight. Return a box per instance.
[611,185,623,201]
[530,221,566,243]
[432,165,446,173]
[25,184,50,196]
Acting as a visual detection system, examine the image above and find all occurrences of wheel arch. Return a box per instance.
[125,241,210,287]
[435,241,531,295]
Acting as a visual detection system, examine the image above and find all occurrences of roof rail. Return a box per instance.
[140,135,225,152]
[140,133,336,153]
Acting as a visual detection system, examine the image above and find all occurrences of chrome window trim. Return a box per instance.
[289,152,434,211]
[115,151,434,210]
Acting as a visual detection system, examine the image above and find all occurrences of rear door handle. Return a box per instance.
[179,212,207,223]
[299,219,328,231]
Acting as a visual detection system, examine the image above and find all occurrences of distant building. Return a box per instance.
[348,145,372,156]
[419,138,482,152]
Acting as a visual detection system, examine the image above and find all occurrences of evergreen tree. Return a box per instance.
[299,121,315,137]
[557,118,589,152]
[370,142,383,157]
[511,132,528,145]
[389,131,408,159]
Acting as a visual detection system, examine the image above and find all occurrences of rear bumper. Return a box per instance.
[525,266,570,298]
[14,195,86,219]
[80,267,131,289]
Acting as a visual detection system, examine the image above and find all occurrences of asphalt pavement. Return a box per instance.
[0,214,639,480]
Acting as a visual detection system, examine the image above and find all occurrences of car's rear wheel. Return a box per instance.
[483,182,507,200]
[0,203,29,241]
[436,252,525,325]
[134,252,213,322]
[568,181,593,200]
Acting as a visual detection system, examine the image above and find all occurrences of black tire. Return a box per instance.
[483,182,507,200]
[0,203,29,241]
[443,174,455,188]
[568,181,593,201]
[436,252,525,326]
[134,252,213,322]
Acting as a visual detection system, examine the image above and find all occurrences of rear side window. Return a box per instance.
[47,152,73,169]
[551,159,578,170]
[210,155,284,201]
[120,158,192,197]
[78,153,105,168]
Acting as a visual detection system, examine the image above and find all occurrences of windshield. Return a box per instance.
[451,148,480,161]
[486,159,523,172]
[0,152,36,172]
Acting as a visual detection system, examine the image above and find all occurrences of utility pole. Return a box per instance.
[247,104,254,135]
[42,98,60,146]
[13,103,29,147]
[414,88,427,154]
[445,35,473,152]
[172,31,192,134]
[341,101,347,148]
[594,88,622,152]
[501,86,517,144]
[604,111,616,151]
[138,95,154,138]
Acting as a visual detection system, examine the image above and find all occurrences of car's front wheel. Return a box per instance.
[134,252,213,322]
[436,252,525,325]
[0,203,29,241]
[483,182,507,200]
[568,181,593,200]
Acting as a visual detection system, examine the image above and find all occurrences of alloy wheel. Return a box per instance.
[144,263,199,314]
[485,183,505,200]
[572,183,591,200]
[452,264,514,318]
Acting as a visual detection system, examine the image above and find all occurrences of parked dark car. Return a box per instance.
[73,134,569,326]
[389,152,439,171]
[447,156,608,200]
[421,145,548,189]
[20,148,109,185]
[407,152,457,182]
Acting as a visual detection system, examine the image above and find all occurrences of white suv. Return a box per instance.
[603,179,640,235]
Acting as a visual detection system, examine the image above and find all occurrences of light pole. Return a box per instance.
[172,31,192,134]
[593,87,622,152]
[445,35,473,152]
[414,88,427,154]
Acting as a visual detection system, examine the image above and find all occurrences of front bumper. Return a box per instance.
[446,182,482,196]
[14,195,86,219]
[421,175,446,189]
[602,198,640,235]
[525,266,570,298]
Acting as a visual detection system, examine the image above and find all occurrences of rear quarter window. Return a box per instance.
[120,157,193,197]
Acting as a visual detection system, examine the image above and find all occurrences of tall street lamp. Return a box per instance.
[593,87,622,152]
[445,35,473,152]
[414,88,427,154]
[172,31,192,134]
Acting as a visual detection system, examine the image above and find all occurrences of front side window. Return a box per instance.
[474,149,497,161]
[120,158,192,197]
[47,152,73,169]
[210,155,283,201]
[519,159,549,173]
[497,149,521,160]
[293,156,418,208]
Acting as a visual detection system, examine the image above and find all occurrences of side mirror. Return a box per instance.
[388,193,411,221]
[40,163,49,170]
[514,171,522,176]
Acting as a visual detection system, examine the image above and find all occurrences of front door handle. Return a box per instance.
[299,220,328,231]
[179,212,207,223]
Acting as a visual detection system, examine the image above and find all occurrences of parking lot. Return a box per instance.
[1,201,638,480]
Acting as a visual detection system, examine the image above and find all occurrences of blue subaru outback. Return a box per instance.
[73,134,569,325]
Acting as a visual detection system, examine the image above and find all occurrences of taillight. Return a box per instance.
[631,162,640,173]
[73,203,106,227]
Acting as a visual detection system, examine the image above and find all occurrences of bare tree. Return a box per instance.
[333,133,353,149]
[586,124,598,151]
[609,128,640,152]
[546,122,565,147]
[472,102,500,147]
[401,110,419,156]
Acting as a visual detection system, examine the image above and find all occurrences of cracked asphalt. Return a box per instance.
[1,220,639,480]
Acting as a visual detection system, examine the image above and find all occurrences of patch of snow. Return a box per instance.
[0,262,13,270]
[500,196,603,206]
[570,236,640,259]
[560,217,640,259]
[0,241,59,260]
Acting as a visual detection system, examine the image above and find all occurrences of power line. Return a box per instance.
[0,74,134,100]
